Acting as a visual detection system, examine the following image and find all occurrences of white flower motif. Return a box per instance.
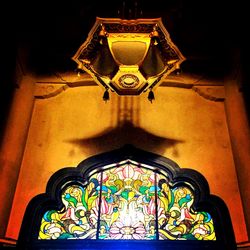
[109,221,146,239]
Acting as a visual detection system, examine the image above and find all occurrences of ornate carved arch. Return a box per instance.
[17,144,236,250]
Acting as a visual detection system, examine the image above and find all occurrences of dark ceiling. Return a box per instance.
[8,0,245,76]
[1,0,249,124]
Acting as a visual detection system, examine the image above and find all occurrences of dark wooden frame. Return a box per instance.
[17,144,236,250]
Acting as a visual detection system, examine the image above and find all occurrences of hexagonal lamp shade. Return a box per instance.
[72,17,185,98]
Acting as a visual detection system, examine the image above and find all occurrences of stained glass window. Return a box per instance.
[38,160,216,241]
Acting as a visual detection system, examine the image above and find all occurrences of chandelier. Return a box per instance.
[72,17,185,101]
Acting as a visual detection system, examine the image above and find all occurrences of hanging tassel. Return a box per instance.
[148,89,155,103]
[103,89,110,102]
[175,65,181,75]
[76,67,82,77]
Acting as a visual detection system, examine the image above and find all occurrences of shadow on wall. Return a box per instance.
[64,121,184,156]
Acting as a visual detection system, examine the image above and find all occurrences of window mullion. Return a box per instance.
[96,171,103,239]
[154,171,159,240]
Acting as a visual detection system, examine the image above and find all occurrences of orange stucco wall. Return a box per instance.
[3,82,247,243]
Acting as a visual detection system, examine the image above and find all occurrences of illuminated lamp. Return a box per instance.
[72,17,185,101]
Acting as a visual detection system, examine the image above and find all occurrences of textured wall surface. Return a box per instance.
[5,83,247,242]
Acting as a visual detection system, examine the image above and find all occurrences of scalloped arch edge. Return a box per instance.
[17,144,236,250]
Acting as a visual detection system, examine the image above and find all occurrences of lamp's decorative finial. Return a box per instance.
[103,88,110,102]
[148,89,155,103]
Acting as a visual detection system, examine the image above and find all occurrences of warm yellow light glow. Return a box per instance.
[107,33,151,65]
[72,17,185,96]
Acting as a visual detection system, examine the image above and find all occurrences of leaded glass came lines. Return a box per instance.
[38,161,216,241]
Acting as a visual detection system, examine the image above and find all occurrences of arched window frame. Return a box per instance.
[17,144,236,250]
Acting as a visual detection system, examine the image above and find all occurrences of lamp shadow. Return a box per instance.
[65,121,184,156]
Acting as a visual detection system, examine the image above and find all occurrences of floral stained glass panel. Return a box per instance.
[99,163,157,240]
[38,161,216,241]
[157,175,216,240]
[39,173,102,240]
